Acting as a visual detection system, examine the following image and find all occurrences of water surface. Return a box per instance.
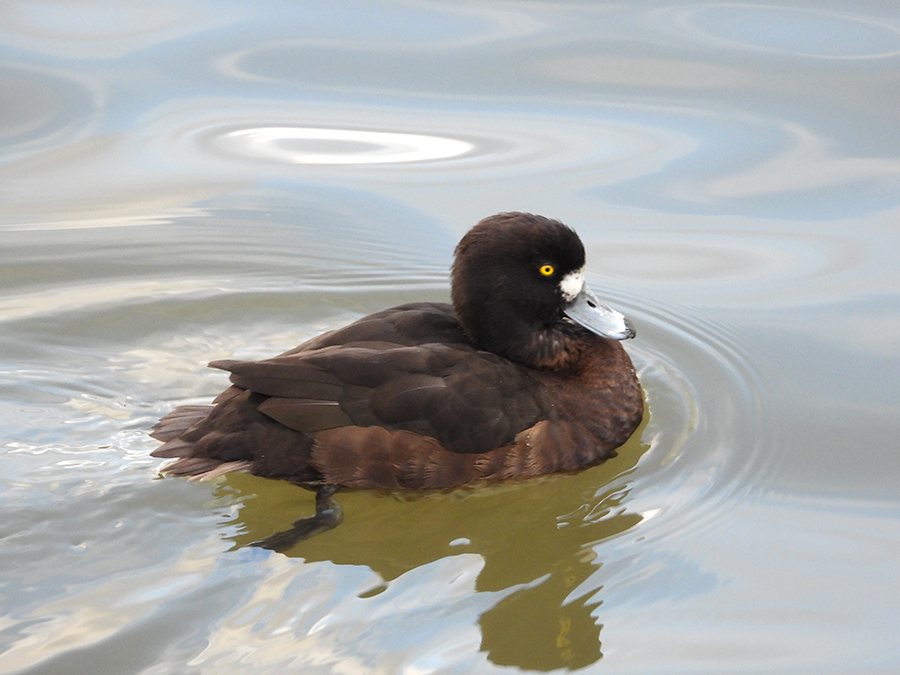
[2,1,900,673]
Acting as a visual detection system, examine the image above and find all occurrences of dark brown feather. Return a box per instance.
[205,320,552,455]
[257,397,352,432]
[150,215,644,493]
[150,405,212,442]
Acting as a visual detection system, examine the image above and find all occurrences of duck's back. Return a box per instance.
[284,302,466,352]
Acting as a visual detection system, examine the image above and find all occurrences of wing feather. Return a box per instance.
[204,304,550,454]
[257,397,353,432]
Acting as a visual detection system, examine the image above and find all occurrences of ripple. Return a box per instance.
[217,126,474,165]
[141,100,694,184]
[0,63,102,157]
[2,262,773,671]
[660,4,900,59]
[586,228,864,299]
[614,291,773,544]
[0,0,236,59]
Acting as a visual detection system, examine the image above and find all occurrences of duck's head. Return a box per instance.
[451,212,634,369]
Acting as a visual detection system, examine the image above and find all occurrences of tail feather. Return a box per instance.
[159,457,253,480]
[151,438,194,458]
[150,405,213,442]
[152,403,255,480]
[160,404,214,418]
[190,460,253,480]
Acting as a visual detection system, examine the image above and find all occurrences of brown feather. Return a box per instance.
[150,405,212,442]
[150,215,644,496]
[258,397,353,432]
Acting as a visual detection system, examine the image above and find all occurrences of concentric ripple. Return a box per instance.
[610,288,772,545]
[139,100,693,183]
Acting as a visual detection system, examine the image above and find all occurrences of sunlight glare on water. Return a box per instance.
[220,127,475,165]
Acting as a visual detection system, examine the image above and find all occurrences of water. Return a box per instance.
[2,1,900,673]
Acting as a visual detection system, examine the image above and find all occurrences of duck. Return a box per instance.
[151,212,643,550]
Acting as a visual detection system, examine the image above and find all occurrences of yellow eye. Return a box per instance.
[539,264,555,276]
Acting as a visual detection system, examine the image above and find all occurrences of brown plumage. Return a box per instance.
[151,213,643,547]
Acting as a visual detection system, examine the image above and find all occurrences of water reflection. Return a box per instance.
[0,0,237,59]
[220,127,474,165]
[663,4,900,58]
[193,298,750,671]
[594,115,900,219]
[216,423,648,671]
[697,123,900,200]
[587,230,861,296]
[3,0,899,671]
[0,63,101,156]
[160,101,688,184]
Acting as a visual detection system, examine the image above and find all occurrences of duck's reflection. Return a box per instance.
[215,419,647,671]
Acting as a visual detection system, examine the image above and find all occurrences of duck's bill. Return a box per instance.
[564,283,636,340]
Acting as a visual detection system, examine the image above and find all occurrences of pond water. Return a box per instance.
[2,1,899,673]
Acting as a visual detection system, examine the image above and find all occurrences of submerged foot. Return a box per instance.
[250,485,343,552]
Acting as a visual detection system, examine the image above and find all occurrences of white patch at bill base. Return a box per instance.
[559,268,585,302]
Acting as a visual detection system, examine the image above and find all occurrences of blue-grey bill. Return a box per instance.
[563,283,636,340]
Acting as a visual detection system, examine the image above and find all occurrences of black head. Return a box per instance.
[452,213,632,369]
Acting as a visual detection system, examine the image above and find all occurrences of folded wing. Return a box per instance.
[210,339,549,454]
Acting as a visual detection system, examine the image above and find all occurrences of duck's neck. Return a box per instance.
[458,301,589,371]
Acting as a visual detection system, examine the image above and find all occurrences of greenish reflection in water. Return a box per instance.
[214,414,648,671]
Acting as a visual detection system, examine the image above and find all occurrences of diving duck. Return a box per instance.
[151,212,643,549]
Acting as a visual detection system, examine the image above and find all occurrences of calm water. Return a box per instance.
[2,1,900,673]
